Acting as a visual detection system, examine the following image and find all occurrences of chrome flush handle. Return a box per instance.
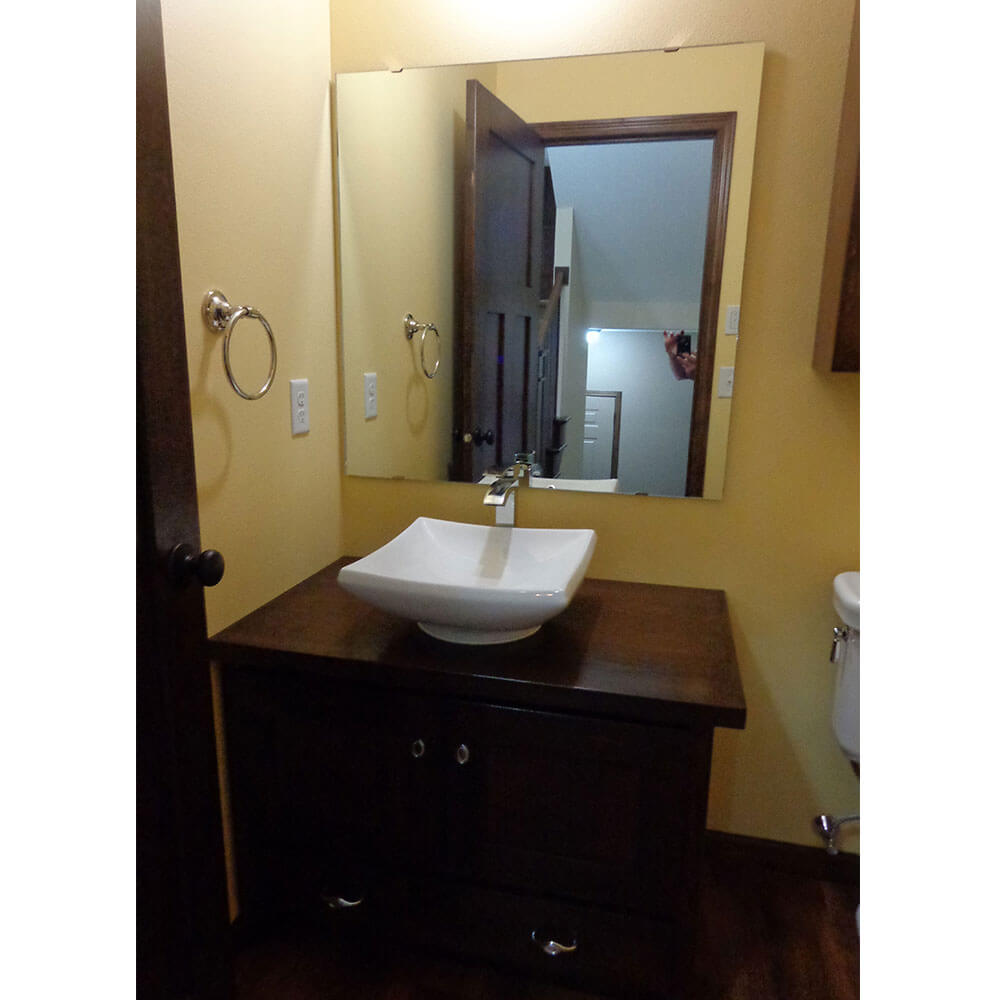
[830,626,850,663]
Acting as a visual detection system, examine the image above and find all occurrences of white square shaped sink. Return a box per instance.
[337,517,597,644]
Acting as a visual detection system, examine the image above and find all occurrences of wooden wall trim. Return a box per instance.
[688,112,735,495]
[813,1,860,372]
[705,830,859,885]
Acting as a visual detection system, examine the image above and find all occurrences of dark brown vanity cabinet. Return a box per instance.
[224,669,441,919]
[214,563,746,997]
[447,700,710,915]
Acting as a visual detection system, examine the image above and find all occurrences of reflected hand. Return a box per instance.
[663,331,697,380]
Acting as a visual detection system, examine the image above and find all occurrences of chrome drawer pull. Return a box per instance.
[455,743,470,765]
[411,738,426,758]
[531,929,578,956]
[321,892,364,910]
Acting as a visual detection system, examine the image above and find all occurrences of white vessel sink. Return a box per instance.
[337,517,597,644]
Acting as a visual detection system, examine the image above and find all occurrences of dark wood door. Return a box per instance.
[444,702,711,918]
[457,80,545,480]
[537,169,562,474]
[137,1,232,997]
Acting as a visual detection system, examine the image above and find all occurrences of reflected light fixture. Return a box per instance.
[586,328,601,345]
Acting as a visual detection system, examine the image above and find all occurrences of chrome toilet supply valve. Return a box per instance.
[813,813,859,855]
[829,625,851,662]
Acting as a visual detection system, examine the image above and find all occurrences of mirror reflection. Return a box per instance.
[336,44,763,498]
[549,141,712,496]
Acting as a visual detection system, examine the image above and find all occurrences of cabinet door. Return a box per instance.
[223,666,441,917]
[443,702,710,917]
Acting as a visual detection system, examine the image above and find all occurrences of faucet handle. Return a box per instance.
[509,452,534,480]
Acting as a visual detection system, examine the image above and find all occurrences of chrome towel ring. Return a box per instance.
[403,313,441,379]
[203,289,278,400]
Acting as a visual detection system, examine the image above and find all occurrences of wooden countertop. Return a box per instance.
[210,558,746,730]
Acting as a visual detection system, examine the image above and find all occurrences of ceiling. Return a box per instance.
[546,139,714,309]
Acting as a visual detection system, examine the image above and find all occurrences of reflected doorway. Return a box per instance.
[582,391,621,480]
[458,78,736,496]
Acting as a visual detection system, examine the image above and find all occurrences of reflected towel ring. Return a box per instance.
[203,290,278,400]
[403,313,441,379]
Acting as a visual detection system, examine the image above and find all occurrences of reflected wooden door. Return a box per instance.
[456,80,545,480]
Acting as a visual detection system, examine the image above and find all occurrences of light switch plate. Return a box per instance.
[290,378,309,435]
[725,305,740,335]
[363,372,377,419]
[718,366,734,398]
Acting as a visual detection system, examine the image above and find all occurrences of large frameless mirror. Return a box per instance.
[336,43,763,498]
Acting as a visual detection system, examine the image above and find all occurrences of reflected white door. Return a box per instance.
[582,392,618,479]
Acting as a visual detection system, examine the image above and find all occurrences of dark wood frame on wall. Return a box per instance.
[813,2,859,372]
[533,112,737,497]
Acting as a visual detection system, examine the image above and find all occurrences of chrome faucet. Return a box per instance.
[484,453,534,525]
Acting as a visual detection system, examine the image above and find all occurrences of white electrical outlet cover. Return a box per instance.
[290,378,309,434]
[363,372,377,419]
[725,305,740,335]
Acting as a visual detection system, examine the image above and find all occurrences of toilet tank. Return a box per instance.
[831,571,859,763]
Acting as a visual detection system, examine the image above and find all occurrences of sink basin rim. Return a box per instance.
[337,517,597,642]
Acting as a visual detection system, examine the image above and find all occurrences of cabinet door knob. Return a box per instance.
[411,738,426,759]
[167,543,225,587]
[455,743,470,765]
[531,930,578,956]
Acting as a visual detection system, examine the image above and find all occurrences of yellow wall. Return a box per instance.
[337,63,495,479]
[161,0,342,635]
[332,0,860,850]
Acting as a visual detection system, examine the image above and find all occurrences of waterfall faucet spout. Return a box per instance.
[483,454,533,525]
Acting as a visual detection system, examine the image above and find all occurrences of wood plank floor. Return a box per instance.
[233,851,859,1000]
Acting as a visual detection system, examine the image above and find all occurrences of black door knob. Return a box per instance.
[472,427,495,446]
[167,544,225,587]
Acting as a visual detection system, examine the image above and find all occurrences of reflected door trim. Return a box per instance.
[583,390,622,480]
[531,112,737,498]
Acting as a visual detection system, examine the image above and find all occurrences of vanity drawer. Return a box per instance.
[408,880,681,997]
[255,855,686,997]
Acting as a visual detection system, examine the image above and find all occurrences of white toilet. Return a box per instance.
[817,571,860,932]
[831,570,860,771]
[814,571,860,856]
